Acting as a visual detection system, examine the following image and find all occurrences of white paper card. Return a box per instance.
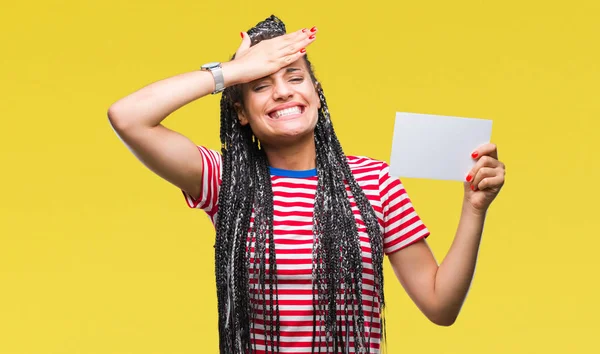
[389,112,493,181]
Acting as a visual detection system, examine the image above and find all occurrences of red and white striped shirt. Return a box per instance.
[183,146,430,353]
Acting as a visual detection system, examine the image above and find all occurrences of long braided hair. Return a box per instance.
[214,15,386,353]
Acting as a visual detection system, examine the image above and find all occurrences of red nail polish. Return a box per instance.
[466,175,472,182]
[471,151,478,158]
[471,185,476,191]
[309,35,315,40]
[302,28,307,33]
[310,26,317,32]
[300,48,306,53]
[240,32,244,38]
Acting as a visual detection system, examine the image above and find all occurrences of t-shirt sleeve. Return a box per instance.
[379,161,430,255]
[181,146,222,219]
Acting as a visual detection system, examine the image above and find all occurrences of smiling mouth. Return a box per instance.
[268,106,305,119]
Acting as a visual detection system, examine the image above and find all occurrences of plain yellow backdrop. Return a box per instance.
[1,0,598,353]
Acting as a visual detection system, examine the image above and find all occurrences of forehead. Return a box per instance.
[252,58,309,81]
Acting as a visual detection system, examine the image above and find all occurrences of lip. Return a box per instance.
[266,102,306,118]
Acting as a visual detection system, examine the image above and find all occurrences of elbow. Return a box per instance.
[107,103,131,133]
[107,103,122,127]
[425,307,459,327]
[430,315,457,327]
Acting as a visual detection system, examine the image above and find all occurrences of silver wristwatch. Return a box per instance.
[201,62,225,94]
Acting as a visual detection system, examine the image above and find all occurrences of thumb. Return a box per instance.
[235,32,251,58]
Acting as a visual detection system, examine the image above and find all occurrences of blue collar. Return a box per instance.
[269,166,318,178]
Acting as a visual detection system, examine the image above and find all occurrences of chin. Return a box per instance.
[264,127,315,146]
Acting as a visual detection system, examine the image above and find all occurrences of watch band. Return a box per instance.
[201,62,225,94]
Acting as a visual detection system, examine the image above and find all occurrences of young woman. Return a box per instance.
[107,15,505,354]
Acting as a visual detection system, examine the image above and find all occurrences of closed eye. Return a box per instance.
[253,84,269,92]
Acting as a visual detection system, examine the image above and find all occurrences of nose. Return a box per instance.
[272,79,293,101]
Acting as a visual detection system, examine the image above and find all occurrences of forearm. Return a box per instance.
[433,202,486,324]
[107,61,242,130]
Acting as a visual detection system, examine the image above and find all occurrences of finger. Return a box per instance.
[280,26,318,48]
[279,33,317,63]
[477,155,502,168]
[296,26,319,40]
[279,45,309,65]
[471,143,498,160]
[295,32,317,53]
[476,174,505,191]
[470,167,496,190]
[466,156,501,183]
[235,31,252,58]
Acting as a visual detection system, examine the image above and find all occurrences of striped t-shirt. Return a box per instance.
[182,146,430,353]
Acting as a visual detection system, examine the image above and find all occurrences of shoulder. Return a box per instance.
[345,155,389,176]
[345,155,391,192]
[198,145,222,159]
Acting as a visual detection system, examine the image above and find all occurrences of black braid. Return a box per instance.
[214,14,387,354]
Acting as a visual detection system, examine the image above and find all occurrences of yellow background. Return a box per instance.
[1,0,598,353]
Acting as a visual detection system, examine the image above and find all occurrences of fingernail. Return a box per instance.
[310,26,317,32]
[240,32,244,38]
[309,35,315,40]
[302,28,307,33]
[471,151,478,158]
[471,185,476,191]
[466,175,472,182]
[300,48,306,53]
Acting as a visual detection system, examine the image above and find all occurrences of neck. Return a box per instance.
[262,134,316,170]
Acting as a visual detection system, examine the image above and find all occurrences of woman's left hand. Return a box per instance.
[464,143,505,214]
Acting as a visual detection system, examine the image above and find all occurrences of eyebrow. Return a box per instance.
[250,67,304,86]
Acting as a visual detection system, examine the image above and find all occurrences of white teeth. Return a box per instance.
[272,106,302,119]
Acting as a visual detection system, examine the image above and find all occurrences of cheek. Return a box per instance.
[242,102,266,128]
[246,116,272,141]
[310,90,321,110]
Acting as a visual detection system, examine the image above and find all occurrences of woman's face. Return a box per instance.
[236,58,321,147]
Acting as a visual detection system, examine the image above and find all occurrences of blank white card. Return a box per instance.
[389,112,493,181]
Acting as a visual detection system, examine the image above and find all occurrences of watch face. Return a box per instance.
[202,62,220,69]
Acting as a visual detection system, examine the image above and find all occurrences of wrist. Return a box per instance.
[461,199,488,219]
[221,61,245,87]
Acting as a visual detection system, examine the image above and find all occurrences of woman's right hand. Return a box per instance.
[106,27,320,202]
[223,27,318,86]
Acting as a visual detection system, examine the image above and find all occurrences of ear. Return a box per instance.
[234,102,249,126]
